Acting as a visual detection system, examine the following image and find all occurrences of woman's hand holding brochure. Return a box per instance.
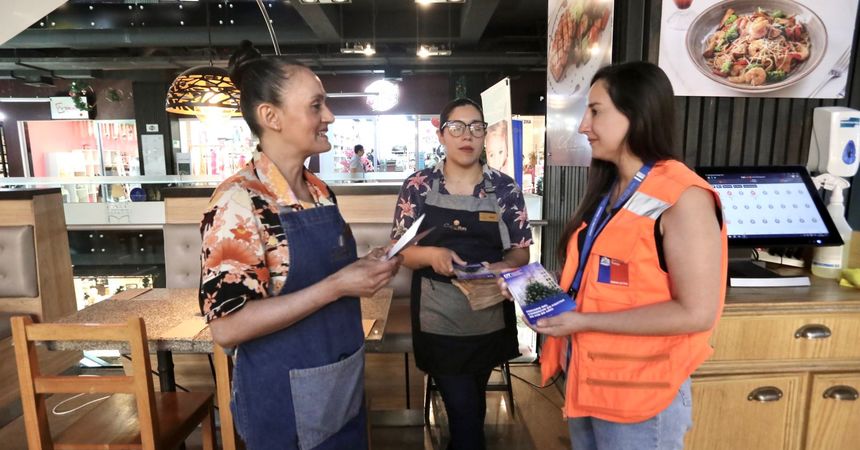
[530,311,585,336]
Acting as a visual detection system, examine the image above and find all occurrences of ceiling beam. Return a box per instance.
[292,4,341,43]
[1,27,315,49]
[0,53,545,73]
[459,0,501,44]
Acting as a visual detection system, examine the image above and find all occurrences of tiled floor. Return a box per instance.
[0,361,570,449]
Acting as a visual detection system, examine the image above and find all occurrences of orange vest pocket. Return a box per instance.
[575,348,676,416]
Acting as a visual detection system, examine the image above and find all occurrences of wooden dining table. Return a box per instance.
[44,287,391,450]
[50,287,393,392]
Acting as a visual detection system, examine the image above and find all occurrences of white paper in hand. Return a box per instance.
[386,214,432,260]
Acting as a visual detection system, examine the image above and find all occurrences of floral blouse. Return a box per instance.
[199,151,334,322]
[390,158,533,248]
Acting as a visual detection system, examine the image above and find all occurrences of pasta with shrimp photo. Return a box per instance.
[702,6,811,87]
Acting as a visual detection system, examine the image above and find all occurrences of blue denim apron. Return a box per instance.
[231,204,368,450]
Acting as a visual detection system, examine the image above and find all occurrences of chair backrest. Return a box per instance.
[164,221,415,297]
[350,223,413,298]
[11,316,159,450]
[162,223,202,289]
[0,225,39,298]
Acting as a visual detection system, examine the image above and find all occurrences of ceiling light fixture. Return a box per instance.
[364,79,399,112]
[415,0,465,4]
[415,0,453,58]
[165,3,240,122]
[340,43,376,56]
[165,66,241,121]
[416,44,451,58]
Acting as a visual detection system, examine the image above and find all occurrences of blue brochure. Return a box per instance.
[501,262,576,325]
[453,263,497,280]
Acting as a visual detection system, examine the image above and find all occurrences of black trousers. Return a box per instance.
[433,369,494,450]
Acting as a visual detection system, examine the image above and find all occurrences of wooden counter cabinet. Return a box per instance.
[686,280,860,450]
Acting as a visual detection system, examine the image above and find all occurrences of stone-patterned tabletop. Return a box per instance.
[50,287,392,354]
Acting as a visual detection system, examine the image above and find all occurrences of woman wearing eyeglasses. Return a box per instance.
[390,98,532,450]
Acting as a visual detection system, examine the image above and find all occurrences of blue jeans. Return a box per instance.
[568,378,693,450]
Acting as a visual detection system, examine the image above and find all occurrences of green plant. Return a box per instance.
[68,81,94,111]
[524,281,563,305]
[104,87,125,103]
[455,75,467,99]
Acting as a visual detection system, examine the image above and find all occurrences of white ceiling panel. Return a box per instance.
[1,0,66,46]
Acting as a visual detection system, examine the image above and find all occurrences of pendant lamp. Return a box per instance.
[165,1,242,122]
[165,66,241,121]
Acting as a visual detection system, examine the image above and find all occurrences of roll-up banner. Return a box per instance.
[481,77,516,178]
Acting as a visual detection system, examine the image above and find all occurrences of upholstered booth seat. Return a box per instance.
[0,189,80,427]
[162,220,414,355]
[349,223,412,299]
[0,225,38,298]
[163,222,414,301]
[163,224,202,290]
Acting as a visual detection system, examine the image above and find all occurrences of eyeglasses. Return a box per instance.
[441,120,488,138]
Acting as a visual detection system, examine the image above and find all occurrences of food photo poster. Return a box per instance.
[658,0,858,98]
[546,0,614,166]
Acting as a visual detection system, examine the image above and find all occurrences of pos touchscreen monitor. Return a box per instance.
[696,166,842,247]
[696,166,843,283]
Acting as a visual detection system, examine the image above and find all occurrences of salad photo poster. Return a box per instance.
[658,0,858,98]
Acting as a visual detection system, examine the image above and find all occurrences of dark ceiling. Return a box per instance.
[0,0,548,82]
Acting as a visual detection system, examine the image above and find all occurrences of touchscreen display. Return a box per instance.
[702,171,830,240]
[699,165,842,250]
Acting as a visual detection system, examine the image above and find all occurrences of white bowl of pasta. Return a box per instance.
[685,0,827,93]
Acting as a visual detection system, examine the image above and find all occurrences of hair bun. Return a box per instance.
[228,40,261,86]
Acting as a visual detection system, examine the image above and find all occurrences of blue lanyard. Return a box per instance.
[568,162,653,297]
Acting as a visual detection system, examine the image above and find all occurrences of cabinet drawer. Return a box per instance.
[686,374,806,450]
[806,373,860,450]
[709,313,860,362]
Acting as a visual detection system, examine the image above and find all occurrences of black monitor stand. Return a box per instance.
[727,248,810,287]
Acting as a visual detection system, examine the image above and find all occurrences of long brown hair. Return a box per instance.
[557,61,679,264]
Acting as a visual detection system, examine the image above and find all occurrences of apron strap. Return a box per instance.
[482,175,511,250]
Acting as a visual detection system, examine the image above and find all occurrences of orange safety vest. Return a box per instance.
[541,159,728,423]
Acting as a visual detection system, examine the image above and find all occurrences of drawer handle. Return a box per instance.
[794,324,832,340]
[748,386,783,402]
[823,386,859,401]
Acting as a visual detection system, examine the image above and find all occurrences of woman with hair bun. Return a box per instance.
[199,40,399,450]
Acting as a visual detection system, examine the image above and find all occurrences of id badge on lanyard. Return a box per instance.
[567,162,654,298]
[562,162,653,370]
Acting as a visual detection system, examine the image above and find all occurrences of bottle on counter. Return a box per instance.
[811,174,853,279]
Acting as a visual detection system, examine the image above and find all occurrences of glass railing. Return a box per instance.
[0,173,413,203]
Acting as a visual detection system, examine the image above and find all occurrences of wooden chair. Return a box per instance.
[212,344,239,450]
[11,316,216,450]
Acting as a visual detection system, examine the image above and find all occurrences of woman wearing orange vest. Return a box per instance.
[527,62,727,449]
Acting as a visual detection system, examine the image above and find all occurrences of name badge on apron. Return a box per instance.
[479,212,499,222]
